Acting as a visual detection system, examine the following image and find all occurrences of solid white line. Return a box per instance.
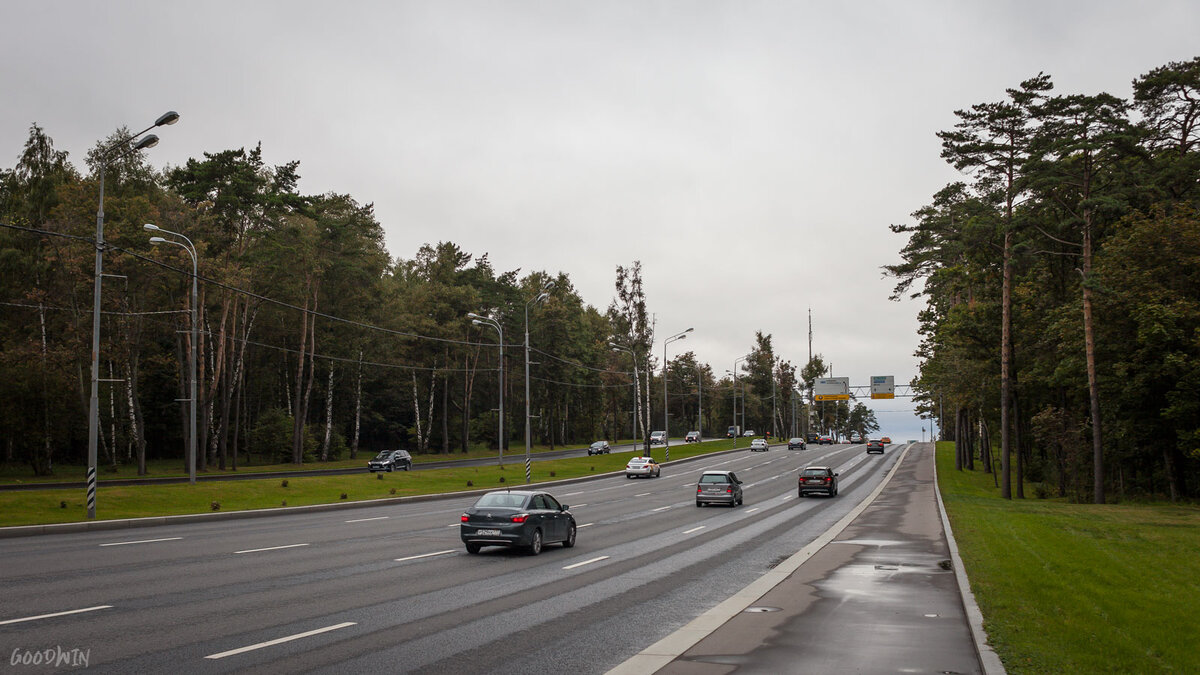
[205,622,356,659]
[578,523,594,528]
[563,556,609,570]
[652,506,671,512]
[234,543,309,554]
[345,516,389,523]
[0,605,112,626]
[682,526,705,534]
[394,549,456,563]
[99,536,182,547]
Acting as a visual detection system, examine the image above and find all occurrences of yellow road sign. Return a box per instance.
[816,394,849,401]
[871,393,895,399]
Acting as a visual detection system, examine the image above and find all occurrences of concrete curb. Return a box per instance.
[0,445,745,539]
[606,443,916,675]
[933,448,1007,675]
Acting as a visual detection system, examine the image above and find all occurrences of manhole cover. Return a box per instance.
[743,606,782,613]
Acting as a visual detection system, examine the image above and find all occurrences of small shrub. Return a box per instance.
[210,502,220,511]
[590,466,595,471]
[281,479,289,488]
[499,476,506,483]
[549,471,556,477]
[340,492,348,500]
[389,488,396,495]
[467,480,474,487]
[281,500,287,506]
[376,473,383,480]
[60,500,67,509]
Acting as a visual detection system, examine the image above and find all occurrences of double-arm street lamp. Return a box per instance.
[87,110,179,519]
[524,281,554,483]
[468,313,504,466]
[662,327,693,461]
[145,224,197,485]
[727,355,747,449]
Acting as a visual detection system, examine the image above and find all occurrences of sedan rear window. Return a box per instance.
[476,493,526,508]
[699,474,729,483]
[802,469,829,477]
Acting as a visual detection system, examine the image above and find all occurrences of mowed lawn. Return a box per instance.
[0,438,745,527]
[937,441,1200,674]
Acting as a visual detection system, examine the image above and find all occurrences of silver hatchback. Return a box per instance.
[696,470,743,507]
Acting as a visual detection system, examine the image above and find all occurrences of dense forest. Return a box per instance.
[890,56,1200,502]
[1,128,876,477]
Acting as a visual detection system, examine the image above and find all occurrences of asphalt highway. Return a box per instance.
[0,441,904,673]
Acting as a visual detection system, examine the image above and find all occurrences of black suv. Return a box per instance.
[798,466,839,497]
[368,449,412,472]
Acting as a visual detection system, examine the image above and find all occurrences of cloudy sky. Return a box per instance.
[3,1,1197,439]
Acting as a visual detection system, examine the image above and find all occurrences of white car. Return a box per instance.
[750,439,769,452]
[649,431,667,445]
[625,456,661,478]
[742,429,756,437]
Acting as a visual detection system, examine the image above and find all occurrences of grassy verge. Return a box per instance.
[936,441,1200,673]
[0,438,744,527]
[0,438,656,485]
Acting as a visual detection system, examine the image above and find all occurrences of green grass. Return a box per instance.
[937,441,1200,674]
[0,438,746,527]
[0,438,654,485]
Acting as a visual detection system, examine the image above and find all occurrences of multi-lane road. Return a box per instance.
[1,441,904,673]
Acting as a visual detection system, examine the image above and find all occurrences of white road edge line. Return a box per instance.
[607,444,914,675]
[205,622,357,659]
[682,526,705,534]
[345,516,389,523]
[0,605,112,626]
[99,537,182,547]
[563,556,609,570]
[234,543,309,554]
[394,549,456,563]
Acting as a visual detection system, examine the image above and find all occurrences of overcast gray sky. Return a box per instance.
[3,1,1198,440]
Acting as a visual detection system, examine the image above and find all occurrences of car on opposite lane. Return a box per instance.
[696,470,743,507]
[787,437,806,450]
[587,440,611,455]
[798,466,839,497]
[742,429,756,437]
[685,431,701,443]
[460,490,576,555]
[881,436,892,444]
[650,430,667,445]
[848,431,863,444]
[818,434,833,445]
[866,439,885,454]
[367,449,412,472]
[626,455,661,478]
[750,438,769,452]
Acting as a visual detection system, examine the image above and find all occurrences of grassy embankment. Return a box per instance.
[0,438,748,527]
[936,441,1200,673]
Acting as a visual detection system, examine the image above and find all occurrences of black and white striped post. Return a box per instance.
[86,467,97,516]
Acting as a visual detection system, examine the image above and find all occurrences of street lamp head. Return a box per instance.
[133,134,159,151]
[536,292,550,304]
[684,327,694,333]
[149,236,167,245]
[467,312,482,320]
[155,111,180,126]
[143,223,160,232]
[542,280,555,292]
[471,319,484,326]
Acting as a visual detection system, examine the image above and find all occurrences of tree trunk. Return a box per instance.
[291,290,311,464]
[1000,229,1013,499]
[351,349,362,460]
[321,362,334,461]
[1082,224,1105,504]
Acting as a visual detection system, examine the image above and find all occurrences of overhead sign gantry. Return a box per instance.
[814,377,850,401]
[871,375,895,399]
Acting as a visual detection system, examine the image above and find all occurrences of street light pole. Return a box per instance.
[609,343,637,443]
[146,224,197,485]
[87,111,179,518]
[469,314,504,466]
[524,281,553,483]
[662,328,692,461]
[697,363,702,442]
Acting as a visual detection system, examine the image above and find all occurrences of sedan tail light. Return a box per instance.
[726,487,733,493]
[697,486,703,493]
[461,514,469,522]
[511,514,529,523]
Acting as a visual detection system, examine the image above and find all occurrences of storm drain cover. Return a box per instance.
[743,606,782,613]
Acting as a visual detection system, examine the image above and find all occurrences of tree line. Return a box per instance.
[1,131,877,476]
[888,56,1200,502]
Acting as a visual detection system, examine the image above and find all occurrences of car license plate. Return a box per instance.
[475,529,501,536]
[807,479,822,484]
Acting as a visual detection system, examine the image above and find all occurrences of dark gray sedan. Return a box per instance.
[460,490,577,555]
[696,470,743,507]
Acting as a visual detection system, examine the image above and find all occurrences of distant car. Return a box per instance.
[881,436,892,444]
[818,435,833,445]
[685,431,701,443]
[368,449,412,472]
[650,430,667,445]
[460,490,576,555]
[750,438,769,452]
[696,470,743,507]
[742,429,755,437]
[787,437,806,450]
[587,441,611,455]
[848,431,863,444]
[866,439,885,454]
[798,466,839,497]
[625,456,661,478]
